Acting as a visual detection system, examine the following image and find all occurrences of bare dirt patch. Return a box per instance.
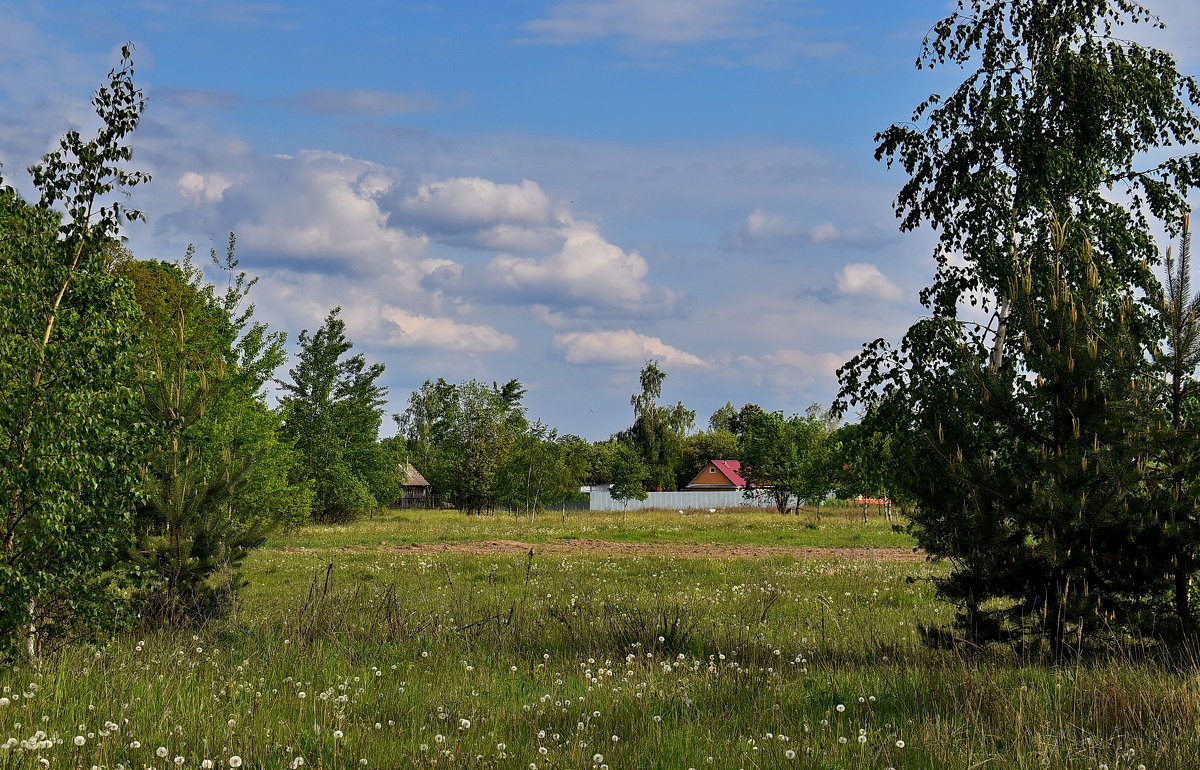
[282,539,923,561]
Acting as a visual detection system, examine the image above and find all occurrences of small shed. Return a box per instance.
[685,459,748,491]
[397,463,433,507]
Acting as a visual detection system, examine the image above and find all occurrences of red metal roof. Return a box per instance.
[711,459,747,487]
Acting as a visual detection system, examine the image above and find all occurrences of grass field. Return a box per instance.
[0,506,1194,769]
[268,505,914,550]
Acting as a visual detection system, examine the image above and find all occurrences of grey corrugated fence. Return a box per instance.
[586,486,793,512]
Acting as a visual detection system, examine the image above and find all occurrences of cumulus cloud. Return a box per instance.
[554,329,705,367]
[140,130,683,355]
[177,171,234,204]
[288,89,441,115]
[212,150,429,277]
[744,209,795,239]
[834,262,904,302]
[382,308,518,352]
[385,176,564,253]
[479,221,681,316]
[395,177,553,232]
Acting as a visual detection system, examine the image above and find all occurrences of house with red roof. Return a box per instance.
[685,459,749,491]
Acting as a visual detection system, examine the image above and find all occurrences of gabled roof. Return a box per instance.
[710,459,747,487]
[403,463,430,487]
[686,459,747,489]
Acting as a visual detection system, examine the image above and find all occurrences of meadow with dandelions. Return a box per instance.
[0,507,1195,769]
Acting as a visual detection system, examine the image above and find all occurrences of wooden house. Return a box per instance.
[684,459,748,491]
[397,463,433,507]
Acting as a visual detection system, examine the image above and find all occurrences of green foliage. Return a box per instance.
[398,378,529,514]
[278,308,390,522]
[838,0,1200,647]
[620,361,694,491]
[606,441,650,507]
[833,416,910,511]
[739,409,837,515]
[677,428,741,488]
[895,229,1158,647]
[1147,217,1200,627]
[708,401,764,436]
[496,425,591,514]
[0,49,149,658]
[399,377,589,516]
[873,0,1200,317]
[125,241,308,623]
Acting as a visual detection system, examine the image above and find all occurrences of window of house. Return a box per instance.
[708,467,715,473]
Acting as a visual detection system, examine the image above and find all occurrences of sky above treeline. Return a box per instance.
[3,0,1199,440]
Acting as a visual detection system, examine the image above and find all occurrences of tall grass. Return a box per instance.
[0,511,1193,768]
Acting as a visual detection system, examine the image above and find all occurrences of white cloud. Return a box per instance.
[178,171,234,204]
[744,209,796,239]
[388,176,563,253]
[482,221,681,316]
[554,329,705,367]
[397,177,553,231]
[383,308,518,352]
[834,262,904,302]
[215,150,430,277]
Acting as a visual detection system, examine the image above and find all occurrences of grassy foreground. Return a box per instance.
[0,508,1194,769]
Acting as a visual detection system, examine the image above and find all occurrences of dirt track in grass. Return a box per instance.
[280,538,924,561]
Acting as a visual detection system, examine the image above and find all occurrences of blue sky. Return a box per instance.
[3,0,1198,440]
